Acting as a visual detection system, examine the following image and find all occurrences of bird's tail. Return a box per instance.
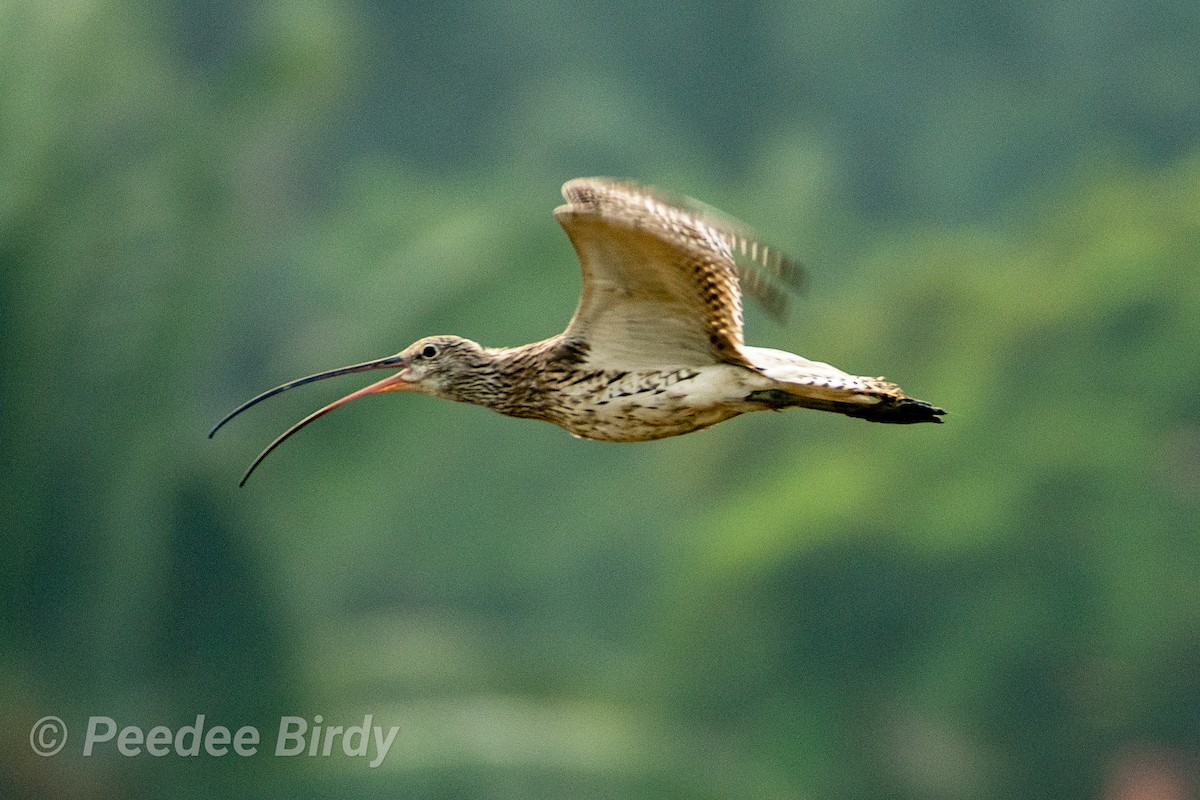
[740,347,945,424]
[746,384,945,424]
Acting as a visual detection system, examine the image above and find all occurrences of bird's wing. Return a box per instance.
[554,178,803,369]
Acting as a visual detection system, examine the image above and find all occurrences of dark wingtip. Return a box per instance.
[851,397,947,425]
[894,399,946,424]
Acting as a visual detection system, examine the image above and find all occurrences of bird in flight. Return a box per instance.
[212,178,944,484]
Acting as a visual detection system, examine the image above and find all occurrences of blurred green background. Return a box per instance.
[3,1,1199,797]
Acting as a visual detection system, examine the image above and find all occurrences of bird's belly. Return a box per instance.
[543,366,763,442]
[561,400,741,442]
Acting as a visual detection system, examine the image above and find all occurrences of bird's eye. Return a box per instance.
[421,344,438,359]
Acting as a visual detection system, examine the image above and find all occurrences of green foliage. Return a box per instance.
[2,1,1198,798]
[660,155,1200,798]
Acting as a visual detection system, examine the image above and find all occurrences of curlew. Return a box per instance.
[212,178,944,484]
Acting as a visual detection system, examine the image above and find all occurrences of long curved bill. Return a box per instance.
[209,354,412,486]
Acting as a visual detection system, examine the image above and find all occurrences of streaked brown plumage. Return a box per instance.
[211,178,944,484]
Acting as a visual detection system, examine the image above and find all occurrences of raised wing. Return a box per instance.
[554,178,802,369]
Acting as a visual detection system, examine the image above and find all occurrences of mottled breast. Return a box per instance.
[544,367,743,442]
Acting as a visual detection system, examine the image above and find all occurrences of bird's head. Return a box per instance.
[392,335,491,399]
[209,334,489,485]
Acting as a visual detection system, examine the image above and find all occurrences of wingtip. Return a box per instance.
[855,397,947,424]
[907,401,947,424]
[560,176,627,204]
